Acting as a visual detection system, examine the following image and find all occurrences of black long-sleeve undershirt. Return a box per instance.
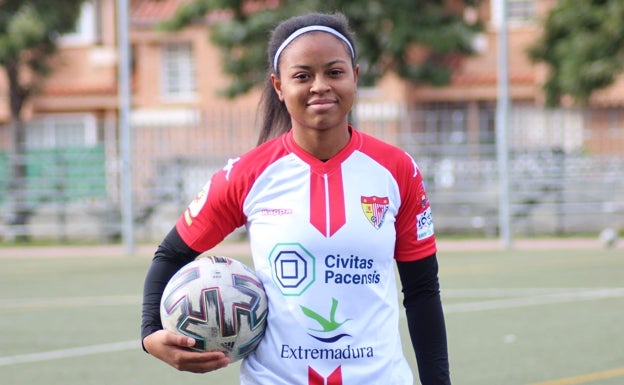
[141,227,200,341]
[397,255,451,385]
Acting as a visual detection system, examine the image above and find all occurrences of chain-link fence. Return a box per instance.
[1,105,623,243]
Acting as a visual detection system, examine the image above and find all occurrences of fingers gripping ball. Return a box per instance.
[160,256,268,362]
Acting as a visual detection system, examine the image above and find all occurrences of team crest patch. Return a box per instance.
[361,196,389,229]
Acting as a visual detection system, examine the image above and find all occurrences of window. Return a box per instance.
[508,0,536,23]
[491,0,536,26]
[420,102,469,146]
[60,0,96,45]
[478,101,497,144]
[161,42,197,100]
[21,114,106,202]
[25,114,98,149]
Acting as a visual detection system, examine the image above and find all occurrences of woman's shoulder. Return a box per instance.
[245,134,291,162]
[220,133,291,180]
[355,130,416,168]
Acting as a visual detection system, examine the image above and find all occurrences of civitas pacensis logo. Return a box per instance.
[300,298,351,343]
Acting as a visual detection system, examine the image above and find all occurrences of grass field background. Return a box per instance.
[1,239,622,385]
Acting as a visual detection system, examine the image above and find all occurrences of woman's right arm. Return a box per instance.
[140,227,231,372]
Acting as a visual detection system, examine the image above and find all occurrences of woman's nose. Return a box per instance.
[310,75,330,94]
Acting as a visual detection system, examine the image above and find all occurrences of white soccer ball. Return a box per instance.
[160,256,268,362]
[599,227,618,248]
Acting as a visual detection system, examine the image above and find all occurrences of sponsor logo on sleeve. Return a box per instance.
[184,181,210,226]
[421,194,429,208]
[416,207,434,240]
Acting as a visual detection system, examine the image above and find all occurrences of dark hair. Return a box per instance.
[256,12,357,145]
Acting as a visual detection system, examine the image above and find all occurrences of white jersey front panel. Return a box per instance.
[176,129,436,385]
[242,152,408,384]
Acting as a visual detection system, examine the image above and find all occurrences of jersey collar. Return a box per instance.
[283,126,362,171]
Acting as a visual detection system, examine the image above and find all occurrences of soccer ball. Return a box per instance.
[160,256,268,362]
[599,227,618,248]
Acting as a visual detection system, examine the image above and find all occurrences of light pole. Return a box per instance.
[117,0,134,255]
[496,0,512,249]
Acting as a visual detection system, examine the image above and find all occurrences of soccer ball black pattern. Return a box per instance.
[160,256,268,362]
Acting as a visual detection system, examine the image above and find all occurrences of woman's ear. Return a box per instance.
[271,73,284,102]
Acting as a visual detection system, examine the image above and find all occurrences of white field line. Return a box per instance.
[0,295,141,311]
[0,340,140,367]
[442,287,624,314]
[1,288,623,366]
[443,287,624,298]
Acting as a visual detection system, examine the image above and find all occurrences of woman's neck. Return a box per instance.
[292,125,351,160]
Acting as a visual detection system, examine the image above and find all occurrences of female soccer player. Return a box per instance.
[142,12,451,385]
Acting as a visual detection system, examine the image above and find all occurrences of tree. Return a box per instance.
[0,0,86,240]
[160,0,483,97]
[529,0,624,107]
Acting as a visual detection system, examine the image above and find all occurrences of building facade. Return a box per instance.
[1,0,622,240]
[1,0,623,149]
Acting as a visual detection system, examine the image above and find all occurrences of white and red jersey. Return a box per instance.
[176,128,436,385]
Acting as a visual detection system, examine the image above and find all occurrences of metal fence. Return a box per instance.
[1,105,623,243]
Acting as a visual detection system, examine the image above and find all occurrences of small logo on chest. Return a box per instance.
[360,196,389,229]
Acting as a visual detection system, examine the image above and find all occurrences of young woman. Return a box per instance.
[142,12,451,385]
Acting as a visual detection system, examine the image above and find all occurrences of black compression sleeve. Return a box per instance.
[397,254,451,385]
[140,227,201,342]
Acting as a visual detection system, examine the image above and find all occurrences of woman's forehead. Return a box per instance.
[279,32,353,61]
